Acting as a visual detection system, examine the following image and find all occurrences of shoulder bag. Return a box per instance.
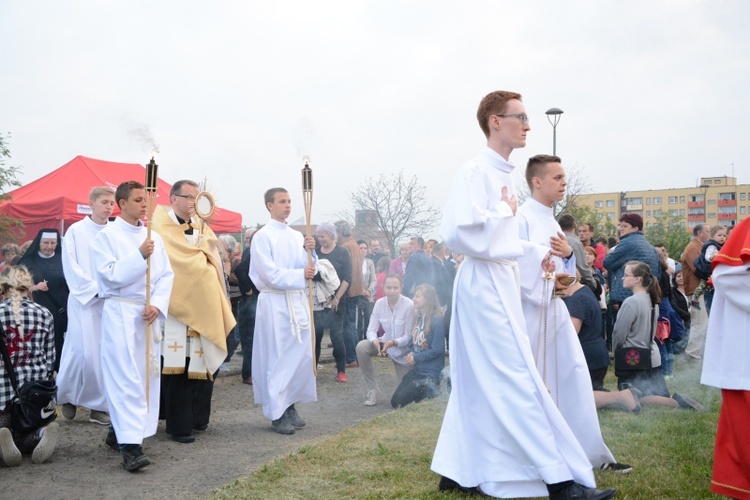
[614,305,655,377]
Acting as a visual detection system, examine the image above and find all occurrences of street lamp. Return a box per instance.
[699,183,709,224]
[545,108,564,155]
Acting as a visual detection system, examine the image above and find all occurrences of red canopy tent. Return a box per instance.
[0,155,242,242]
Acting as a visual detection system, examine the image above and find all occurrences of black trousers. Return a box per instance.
[390,370,440,408]
[160,358,216,436]
[315,304,346,373]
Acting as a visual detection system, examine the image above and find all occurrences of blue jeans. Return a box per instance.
[343,295,366,364]
[238,293,258,380]
[314,305,346,373]
[658,340,674,376]
[704,289,714,317]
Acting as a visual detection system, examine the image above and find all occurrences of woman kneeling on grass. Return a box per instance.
[613,261,703,411]
[391,284,445,408]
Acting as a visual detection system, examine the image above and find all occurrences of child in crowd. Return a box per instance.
[691,225,727,309]
[391,284,445,408]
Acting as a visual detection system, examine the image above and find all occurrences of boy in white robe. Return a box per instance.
[250,187,317,435]
[93,181,174,471]
[430,91,615,500]
[516,155,621,471]
[58,187,115,425]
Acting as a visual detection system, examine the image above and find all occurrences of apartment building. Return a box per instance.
[576,176,747,231]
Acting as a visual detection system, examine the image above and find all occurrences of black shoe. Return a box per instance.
[285,405,306,428]
[121,446,150,472]
[105,428,119,452]
[193,424,208,431]
[271,415,295,435]
[550,482,617,500]
[438,476,486,496]
[171,433,195,444]
[673,393,705,411]
[599,462,633,474]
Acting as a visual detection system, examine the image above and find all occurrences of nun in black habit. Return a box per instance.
[18,228,69,371]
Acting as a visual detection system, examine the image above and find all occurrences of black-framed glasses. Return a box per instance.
[173,194,195,200]
[495,113,529,124]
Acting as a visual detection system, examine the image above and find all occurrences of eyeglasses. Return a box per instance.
[623,273,638,278]
[494,113,530,124]
[173,194,195,200]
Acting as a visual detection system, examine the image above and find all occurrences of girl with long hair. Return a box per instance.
[391,284,445,408]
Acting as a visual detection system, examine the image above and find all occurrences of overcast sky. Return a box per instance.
[2,1,748,234]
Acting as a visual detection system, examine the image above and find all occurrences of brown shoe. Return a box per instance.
[345,361,359,368]
[242,378,252,385]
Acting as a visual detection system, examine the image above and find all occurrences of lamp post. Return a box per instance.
[699,183,709,224]
[545,107,564,155]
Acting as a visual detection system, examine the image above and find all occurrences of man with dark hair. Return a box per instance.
[402,236,435,298]
[151,179,236,444]
[518,155,620,474]
[558,214,597,292]
[251,188,317,435]
[578,223,606,271]
[431,91,615,500]
[366,239,387,264]
[93,180,174,471]
[334,220,366,367]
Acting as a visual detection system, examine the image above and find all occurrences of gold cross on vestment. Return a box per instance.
[194,347,204,358]
[168,341,184,353]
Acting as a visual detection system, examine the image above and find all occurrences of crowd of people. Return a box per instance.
[0,89,744,499]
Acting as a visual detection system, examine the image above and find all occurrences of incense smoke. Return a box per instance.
[128,125,160,155]
[293,117,314,159]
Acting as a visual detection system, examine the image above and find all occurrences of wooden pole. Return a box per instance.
[144,157,159,407]
[302,159,316,377]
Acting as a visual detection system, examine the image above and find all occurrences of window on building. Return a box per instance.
[646,198,651,205]
[705,180,713,184]
[654,209,662,217]
[607,212,615,219]
[690,194,705,202]
[679,209,685,216]
[688,207,705,215]
[670,209,678,216]
[680,196,685,203]
[653,197,662,204]
[646,210,651,217]
[668,196,677,204]
[708,213,716,218]
[595,201,603,208]
[709,199,717,205]
[741,193,747,201]
[718,206,737,214]
[626,197,643,205]
[719,192,736,201]
[741,206,747,215]
[606,200,615,207]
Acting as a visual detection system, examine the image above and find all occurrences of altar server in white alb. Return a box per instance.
[701,217,750,499]
[93,181,174,472]
[57,187,116,426]
[250,187,317,435]
[430,90,615,500]
[516,154,622,472]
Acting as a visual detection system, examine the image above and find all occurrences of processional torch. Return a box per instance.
[144,155,159,406]
[302,158,317,377]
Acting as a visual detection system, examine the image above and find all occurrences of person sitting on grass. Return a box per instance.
[613,261,704,411]
[0,265,60,467]
[391,284,444,408]
[355,274,414,406]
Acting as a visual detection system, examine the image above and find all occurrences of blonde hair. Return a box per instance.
[412,284,442,335]
[89,186,115,203]
[0,265,34,333]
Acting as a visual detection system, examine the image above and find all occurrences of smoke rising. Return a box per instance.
[128,124,160,155]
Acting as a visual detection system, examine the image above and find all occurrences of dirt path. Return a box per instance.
[0,345,404,500]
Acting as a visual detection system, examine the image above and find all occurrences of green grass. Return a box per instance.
[209,356,720,499]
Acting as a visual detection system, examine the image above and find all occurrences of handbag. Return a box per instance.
[654,318,671,344]
[0,323,57,434]
[614,305,655,377]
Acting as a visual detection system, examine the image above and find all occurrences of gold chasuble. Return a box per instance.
[151,206,236,379]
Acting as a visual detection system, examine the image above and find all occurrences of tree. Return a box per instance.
[347,171,441,256]
[643,212,692,260]
[0,133,23,242]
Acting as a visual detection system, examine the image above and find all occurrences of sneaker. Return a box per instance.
[550,482,617,500]
[219,363,230,373]
[61,403,77,421]
[673,392,706,411]
[122,445,150,472]
[317,364,324,370]
[271,415,295,435]
[336,372,347,383]
[32,422,60,464]
[599,462,633,474]
[89,410,111,425]
[285,405,306,428]
[0,427,22,467]
[105,428,119,451]
[364,388,379,406]
[345,361,359,368]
